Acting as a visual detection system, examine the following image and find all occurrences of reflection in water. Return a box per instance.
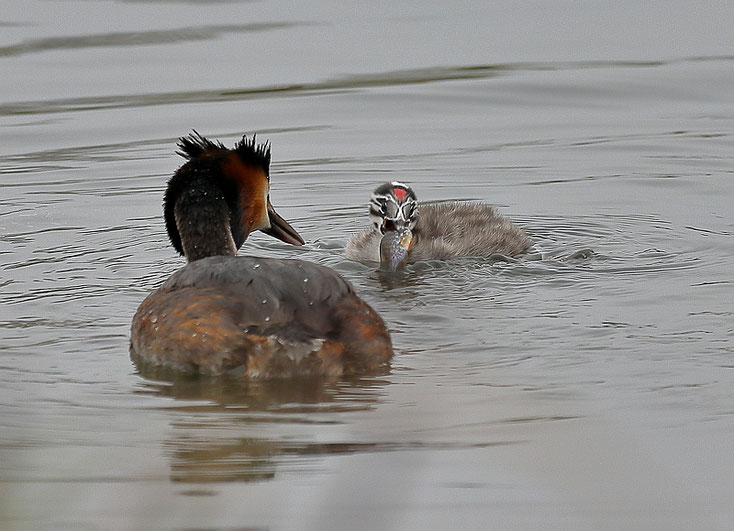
[133,367,391,485]
[134,364,389,410]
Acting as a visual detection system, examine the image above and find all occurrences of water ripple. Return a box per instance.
[3,55,733,117]
[0,23,303,57]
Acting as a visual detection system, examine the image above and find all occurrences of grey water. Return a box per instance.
[2,1,733,529]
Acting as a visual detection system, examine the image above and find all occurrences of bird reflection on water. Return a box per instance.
[134,366,390,485]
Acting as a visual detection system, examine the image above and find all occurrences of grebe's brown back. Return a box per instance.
[345,181,531,270]
[131,132,392,378]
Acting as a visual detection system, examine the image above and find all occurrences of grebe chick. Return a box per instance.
[131,132,392,378]
[345,181,531,270]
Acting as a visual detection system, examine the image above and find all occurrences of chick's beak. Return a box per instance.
[261,199,305,246]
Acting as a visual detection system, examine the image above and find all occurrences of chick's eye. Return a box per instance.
[371,197,387,215]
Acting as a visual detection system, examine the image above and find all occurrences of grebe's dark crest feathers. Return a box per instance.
[176,131,271,176]
[234,134,271,176]
[176,130,227,160]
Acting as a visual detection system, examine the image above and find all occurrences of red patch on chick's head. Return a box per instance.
[393,187,407,201]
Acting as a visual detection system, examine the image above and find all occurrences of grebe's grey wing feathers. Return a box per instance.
[161,256,351,331]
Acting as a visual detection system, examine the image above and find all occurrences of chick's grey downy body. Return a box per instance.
[345,183,531,265]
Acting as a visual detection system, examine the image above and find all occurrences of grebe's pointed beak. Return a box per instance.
[261,199,305,246]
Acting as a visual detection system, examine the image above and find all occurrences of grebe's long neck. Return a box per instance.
[174,178,241,263]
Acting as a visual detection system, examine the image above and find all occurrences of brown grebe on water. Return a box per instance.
[131,132,392,378]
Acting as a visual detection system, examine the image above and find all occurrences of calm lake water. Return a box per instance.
[2,1,733,529]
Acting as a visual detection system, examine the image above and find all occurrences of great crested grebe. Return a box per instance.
[345,181,531,270]
[130,132,392,378]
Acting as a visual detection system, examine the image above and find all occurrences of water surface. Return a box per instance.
[2,1,733,529]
